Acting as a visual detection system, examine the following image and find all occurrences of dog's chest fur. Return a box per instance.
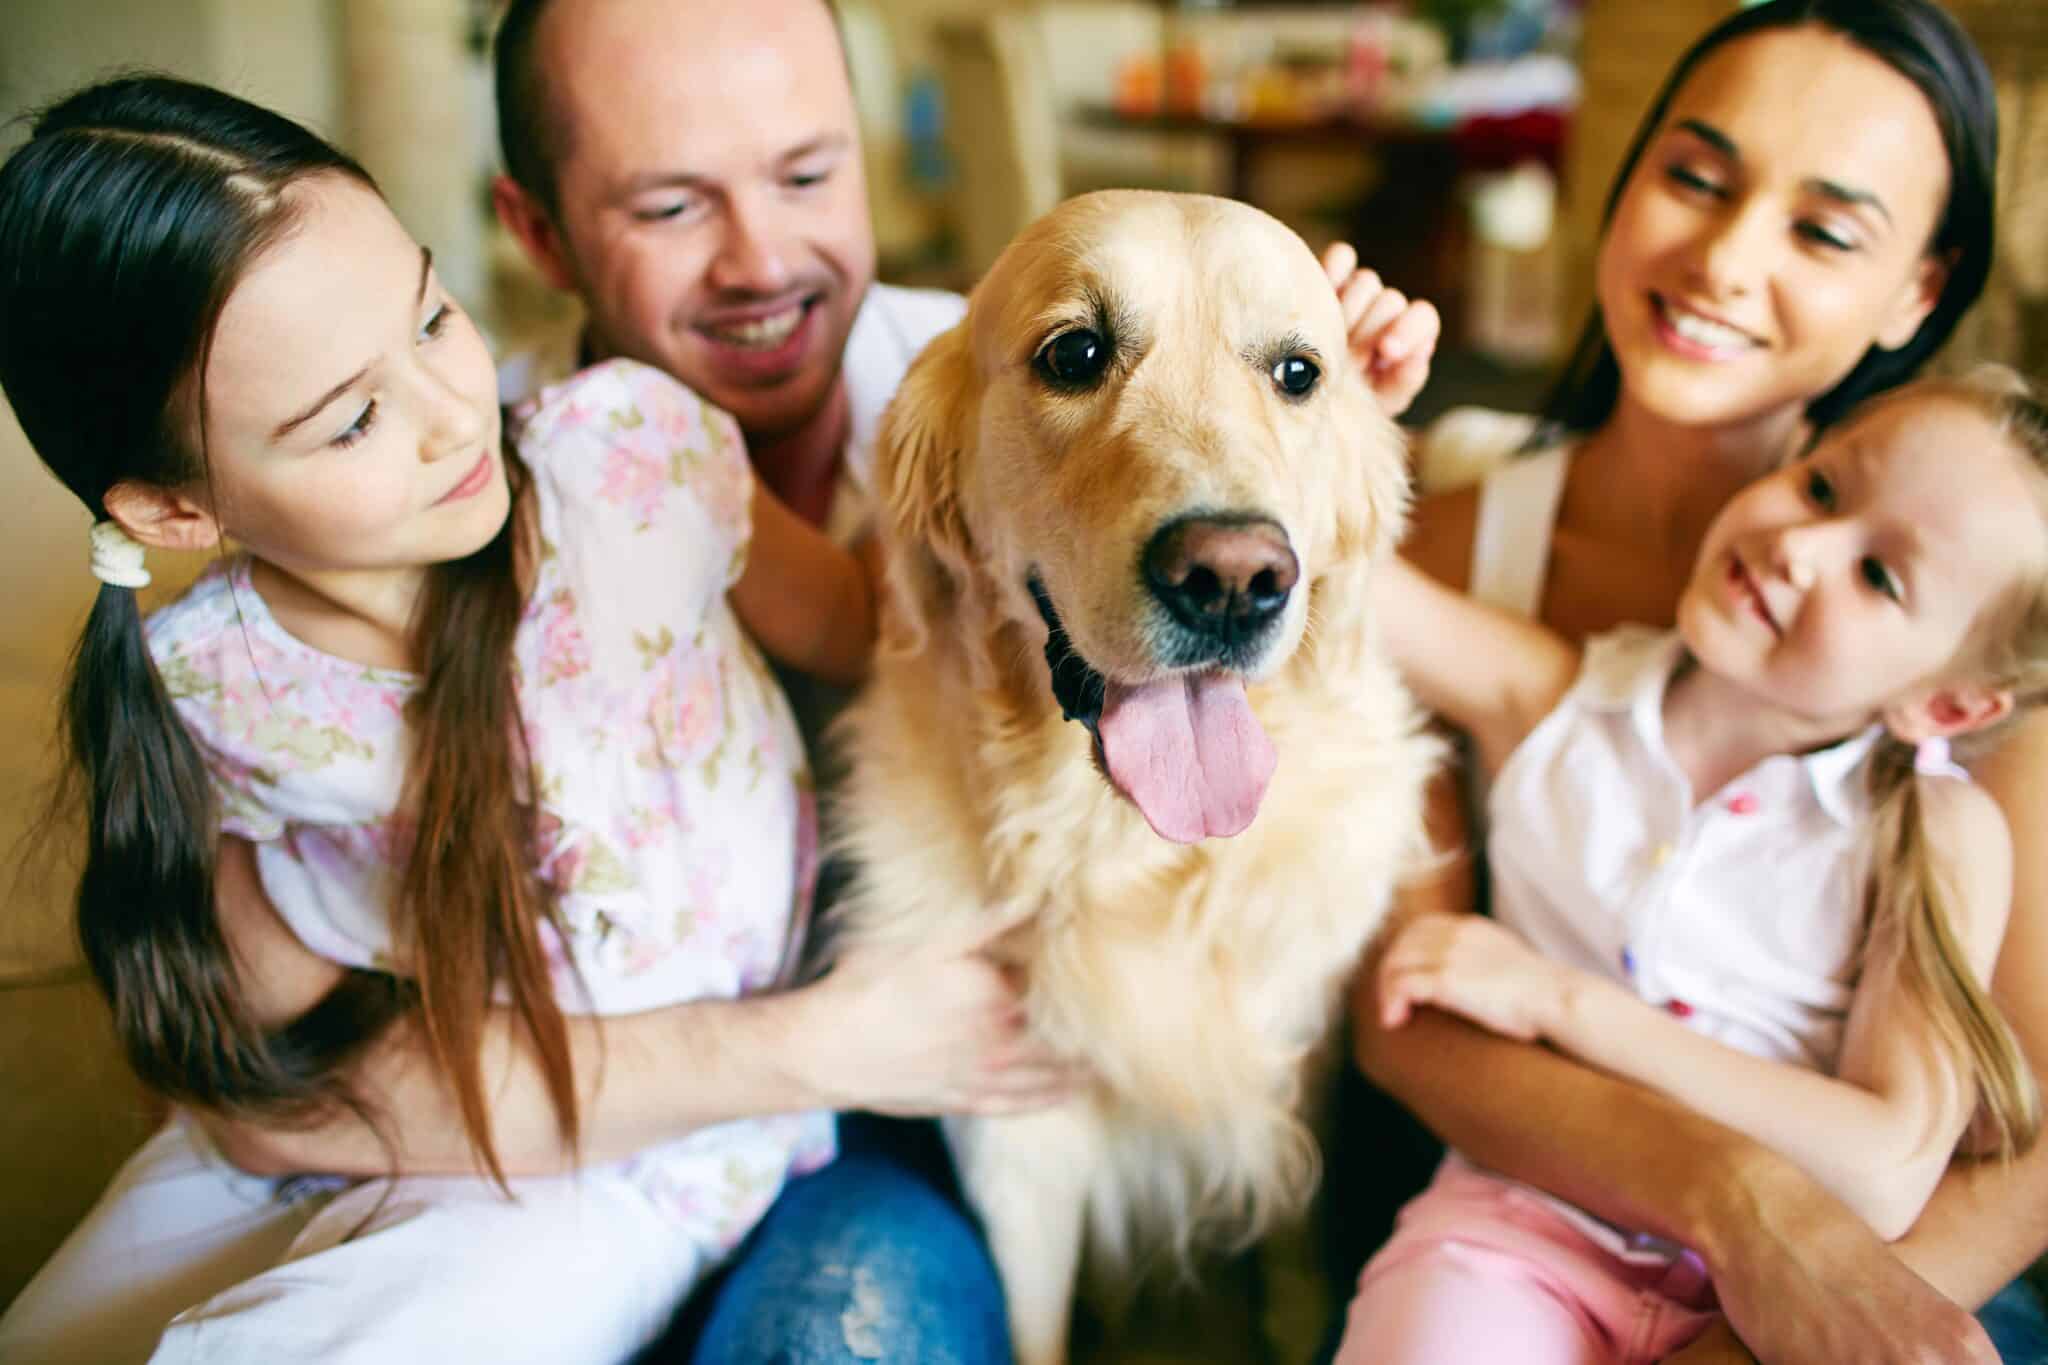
[835,616,1435,1140]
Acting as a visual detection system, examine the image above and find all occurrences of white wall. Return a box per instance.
[0,0,343,151]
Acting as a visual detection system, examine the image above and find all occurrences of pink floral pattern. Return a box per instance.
[530,586,592,688]
[645,637,727,768]
[147,358,832,1238]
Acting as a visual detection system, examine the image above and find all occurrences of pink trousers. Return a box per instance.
[1334,1159,1720,1365]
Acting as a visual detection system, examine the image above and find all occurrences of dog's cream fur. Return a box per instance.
[832,191,1437,1365]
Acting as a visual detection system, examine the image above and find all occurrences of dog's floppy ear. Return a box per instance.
[1331,380,1412,566]
[1310,379,1414,675]
[875,319,981,657]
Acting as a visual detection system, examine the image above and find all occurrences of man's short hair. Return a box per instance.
[491,0,845,221]
[493,0,564,215]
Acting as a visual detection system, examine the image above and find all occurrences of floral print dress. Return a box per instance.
[146,358,834,1256]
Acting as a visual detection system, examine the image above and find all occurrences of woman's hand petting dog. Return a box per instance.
[1323,240,1442,419]
[803,930,1082,1118]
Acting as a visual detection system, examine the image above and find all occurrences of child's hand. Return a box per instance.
[1377,912,1565,1041]
[807,930,1085,1117]
[1322,241,1440,418]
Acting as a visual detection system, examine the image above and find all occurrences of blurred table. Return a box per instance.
[1077,105,1465,202]
[1077,104,1567,340]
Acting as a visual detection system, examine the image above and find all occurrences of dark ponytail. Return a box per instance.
[2,75,574,1176]
[62,579,410,1115]
[66,583,251,1099]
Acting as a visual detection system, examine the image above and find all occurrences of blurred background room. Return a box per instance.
[2,0,2043,1326]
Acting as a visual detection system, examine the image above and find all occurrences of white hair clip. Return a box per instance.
[1913,736,1968,782]
[88,520,151,590]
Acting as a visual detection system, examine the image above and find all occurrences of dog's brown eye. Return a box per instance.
[1272,355,1319,399]
[1035,329,1110,389]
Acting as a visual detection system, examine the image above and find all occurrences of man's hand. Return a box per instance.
[1323,240,1440,418]
[799,927,1082,1117]
[1708,1259,1995,1365]
[1654,1326,1753,1365]
[1687,1167,1999,1365]
[1661,1320,1755,1364]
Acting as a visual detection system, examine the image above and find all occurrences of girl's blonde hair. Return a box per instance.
[1865,365,2048,1161]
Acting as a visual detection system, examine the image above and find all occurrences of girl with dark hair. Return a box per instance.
[1349,2,2044,1361]
[0,74,1065,1363]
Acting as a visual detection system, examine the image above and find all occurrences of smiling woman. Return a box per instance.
[1347,2,2045,1363]
[1551,0,1992,442]
[1592,33,1953,439]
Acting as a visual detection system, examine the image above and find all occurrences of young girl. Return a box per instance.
[1338,369,2048,1362]
[0,75,1074,1364]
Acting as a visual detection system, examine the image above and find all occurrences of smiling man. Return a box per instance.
[492,0,963,543]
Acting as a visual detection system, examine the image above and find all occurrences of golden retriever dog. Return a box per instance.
[831,190,1436,1365]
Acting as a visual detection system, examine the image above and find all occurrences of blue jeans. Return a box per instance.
[654,1114,1010,1364]
[1984,1275,2048,1364]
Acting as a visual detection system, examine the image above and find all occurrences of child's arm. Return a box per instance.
[1373,551,1581,773]
[198,836,1074,1177]
[729,483,877,688]
[1378,780,2017,1241]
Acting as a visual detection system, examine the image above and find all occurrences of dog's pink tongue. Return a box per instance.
[1098,673,1275,844]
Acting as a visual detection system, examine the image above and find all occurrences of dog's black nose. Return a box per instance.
[1143,516,1298,643]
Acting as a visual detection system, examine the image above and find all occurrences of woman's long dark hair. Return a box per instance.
[0,75,575,1181]
[1544,0,1999,435]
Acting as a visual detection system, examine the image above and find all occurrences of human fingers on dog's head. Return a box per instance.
[1355,285,1409,348]
[1375,357,1432,422]
[1375,297,1439,368]
[1322,239,1359,289]
[1337,266,1387,334]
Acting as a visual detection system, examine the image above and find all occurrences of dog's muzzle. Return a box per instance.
[1024,566,1277,845]
[1142,514,1299,669]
